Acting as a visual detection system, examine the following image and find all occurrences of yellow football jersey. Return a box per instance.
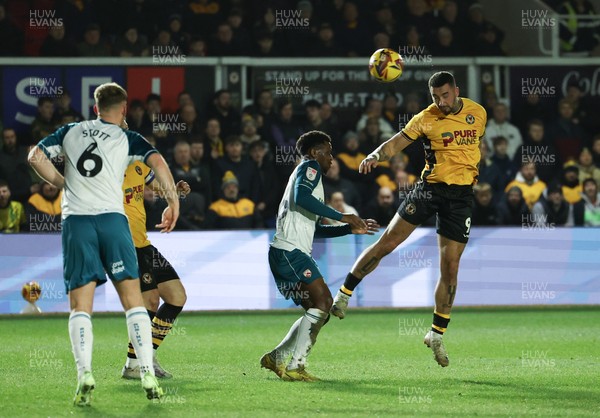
[402,97,487,186]
[123,161,155,248]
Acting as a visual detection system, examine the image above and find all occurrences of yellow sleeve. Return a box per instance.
[401,111,425,142]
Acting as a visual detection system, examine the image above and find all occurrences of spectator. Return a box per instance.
[127,100,152,136]
[337,131,371,195]
[252,30,279,57]
[558,0,600,54]
[465,3,505,56]
[226,9,251,52]
[212,22,244,56]
[151,29,180,56]
[564,82,599,135]
[362,186,396,226]
[26,182,62,231]
[356,98,395,140]
[168,14,189,52]
[206,89,241,138]
[271,100,304,148]
[309,22,338,56]
[373,32,391,50]
[77,24,111,57]
[434,0,466,45]
[213,136,262,204]
[240,118,261,153]
[490,137,516,184]
[30,97,58,145]
[478,140,506,201]
[323,191,359,226]
[253,89,276,145]
[323,158,361,211]
[472,183,498,225]
[169,140,209,208]
[592,135,600,167]
[303,99,340,147]
[581,178,600,226]
[402,25,430,55]
[249,140,279,226]
[374,5,399,45]
[177,191,206,230]
[177,91,196,112]
[577,147,600,185]
[399,0,436,39]
[179,104,203,135]
[513,93,550,132]
[497,186,531,226]
[188,37,208,56]
[382,93,399,129]
[203,118,224,160]
[375,153,416,193]
[190,136,212,203]
[548,99,586,164]
[430,26,462,56]
[286,0,318,57]
[505,162,547,210]
[559,163,583,204]
[113,27,149,57]
[336,1,373,56]
[40,25,77,57]
[184,0,222,40]
[204,171,262,229]
[359,116,389,155]
[512,119,558,184]
[485,103,522,159]
[0,180,26,233]
[0,4,24,56]
[532,185,584,227]
[320,101,342,145]
[54,90,84,123]
[0,128,33,202]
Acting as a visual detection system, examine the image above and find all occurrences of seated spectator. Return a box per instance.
[337,131,371,195]
[532,185,584,227]
[323,158,361,212]
[211,22,243,56]
[152,29,181,56]
[203,118,225,160]
[252,30,279,57]
[0,128,32,202]
[512,119,558,184]
[362,186,396,226]
[505,162,547,210]
[577,147,600,185]
[0,180,26,233]
[558,0,600,54]
[179,104,203,135]
[374,5,399,45]
[169,140,210,206]
[113,27,149,57]
[336,1,373,56]
[213,136,261,204]
[249,141,279,226]
[206,89,241,138]
[183,0,221,40]
[382,93,399,129]
[168,14,189,52]
[26,182,62,232]
[323,191,359,226]
[286,1,319,57]
[188,37,208,56]
[375,153,417,193]
[40,25,77,57]
[485,103,522,159]
[54,90,84,123]
[309,22,338,56]
[271,100,304,149]
[559,163,583,204]
[359,116,388,155]
[465,3,505,56]
[513,93,550,132]
[497,186,531,226]
[490,137,516,183]
[240,118,261,154]
[226,9,251,53]
[478,140,506,201]
[177,91,195,112]
[581,178,600,226]
[373,32,391,50]
[30,97,58,146]
[356,98,394,141]
[205,171,262,229]
[253,89,277,146]
[434,0,466,45]
[429,26,462,56]
[472,183,498,225]
[77,24,111,56]
[127,100,152,136]
[548,99,586,164]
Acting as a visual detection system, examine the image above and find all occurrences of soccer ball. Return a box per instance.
[369,48,404,82]
[22,281,42,303]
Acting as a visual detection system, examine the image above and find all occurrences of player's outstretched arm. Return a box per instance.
[27,146,65,189]
[146,153,179,233]
[359,132,413,174]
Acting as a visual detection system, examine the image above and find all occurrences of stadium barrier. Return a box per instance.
[0,227,598,314]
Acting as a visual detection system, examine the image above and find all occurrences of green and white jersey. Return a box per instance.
[271,159,325,256]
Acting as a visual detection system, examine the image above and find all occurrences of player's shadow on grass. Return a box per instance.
[306,378,400,398]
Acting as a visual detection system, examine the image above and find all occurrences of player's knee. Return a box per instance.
[171,287,187,307]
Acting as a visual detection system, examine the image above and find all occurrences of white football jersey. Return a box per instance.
[271,159,324,255]
[38,119,157,219]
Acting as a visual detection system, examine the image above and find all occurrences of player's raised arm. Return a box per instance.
[145,152,179,233]
[359,131,414,174]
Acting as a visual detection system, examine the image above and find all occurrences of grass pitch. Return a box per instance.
[0,307,598,417]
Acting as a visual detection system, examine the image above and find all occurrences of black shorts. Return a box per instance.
[135,245,180,292]
[397,181,474,243]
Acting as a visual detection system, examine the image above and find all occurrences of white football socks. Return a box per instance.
[272,317,302,363]
[126,306,154,377]
[68,311,93,380]
[287,308,328,371]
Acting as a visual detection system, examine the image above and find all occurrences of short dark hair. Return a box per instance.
[304,99,321,109]
[249,140,268,152]
[297,130,331,155]
[224,135,242,146]
[94,82,127,111]
[129,99,144,109]
[583,178,597,188]
[38,97,54,107]
[146,93,161,103]
[428,71,456,89]
[0,179,8,188]
[492,136,508,147]
[527,118,544,129]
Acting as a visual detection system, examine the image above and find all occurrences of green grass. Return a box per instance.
[0,307,599,417]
